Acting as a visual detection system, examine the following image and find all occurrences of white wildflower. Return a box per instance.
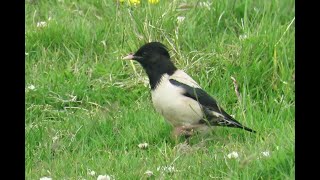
[239,34,248,40]
[40,177,52,180]
[87,169,96,176]
[37,21,47,28]
[157,165,176,174]
[52,136,59,142]
[138,142,148,149]
[25,52,29,56]
[97,175,111,180]
[48,16,52,21]
[227,151,239,159]
[27,84,36,90]
[144,170,154,177]
[261,151,270,157]
[177,16,185,23]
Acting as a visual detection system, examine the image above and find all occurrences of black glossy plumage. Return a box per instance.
[169,79,256,133]
[131,42,177,89]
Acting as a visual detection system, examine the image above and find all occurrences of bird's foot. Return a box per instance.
[172,126,196,140]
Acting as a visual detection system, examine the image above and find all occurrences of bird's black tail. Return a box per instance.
[234,124,256,133]
[223,116,256,133]
[202,107,256,133]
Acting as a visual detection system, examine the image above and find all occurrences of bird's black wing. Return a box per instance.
[169,79,256,133]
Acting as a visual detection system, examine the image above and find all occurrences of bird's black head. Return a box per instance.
[123,42,177,89]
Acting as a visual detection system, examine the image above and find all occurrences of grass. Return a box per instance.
[25,0,295,179]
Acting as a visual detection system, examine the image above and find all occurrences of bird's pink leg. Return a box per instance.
[172,125,200,139]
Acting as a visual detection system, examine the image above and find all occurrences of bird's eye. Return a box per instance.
[142,52,148,56]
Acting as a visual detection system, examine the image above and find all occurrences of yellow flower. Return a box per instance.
[148,0,159,4]
[128,0,140,5]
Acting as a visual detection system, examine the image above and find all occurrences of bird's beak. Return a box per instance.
[122,54,135,60]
